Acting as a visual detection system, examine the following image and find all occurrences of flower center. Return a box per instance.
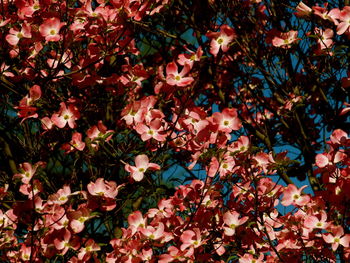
[217,38,224,44]
[230,224,236,229]
[293,194,300,200]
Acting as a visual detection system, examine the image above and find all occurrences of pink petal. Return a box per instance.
[135,154,149,168]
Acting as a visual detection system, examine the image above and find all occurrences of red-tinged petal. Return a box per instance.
[41,117,54,130]
[296,195,310,206]
[221,43,230,52]
[214,243,225,256]
[154,133,167,142]
[70,219,85,233]
[141,133,152,141]
[135,123,149,134]
[221,24,235,35]
[89,178,108,196]
[337,22,349,35]
[340,235,350,248]
[334,151,346,163]
[153,222,165,239]
[51,114,66,128]
[315,154,329,168]
[166,62,178,75]
[177,77,194,87]
[166,75,177,86]
[340,107,350,115]
[150,119,162,130]
[210,40,220,56]
[332,242,339,251]
[132,171,144,181]
[239,216,249,225]
[148,163,160,170]
[208,157,219,177]
[101,198,116,211]
[46,35,61,42]
[304,215,318,229]
[135,154,149,167]
[22,23,32,38]
[6,34,19,46]
[125,164,136,173]
[29,85,41,101]
[281,184,298,206]
[223,226,235,236]
[323,233,334,244]
[179,63,191,77]
[54,238,65,250]
[330,129,348,144]
[128,211,145,228]
[180,230,195,243]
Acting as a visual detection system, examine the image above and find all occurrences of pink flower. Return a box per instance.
[159,246,187,263]
[68,207,93,233]
[206,24,236,56]
[304,211,329,230]
[315,27,334,50]
[180,228,203,251]
[16,85,42,122]
[39,17,65,42]
[313,4,340,24]
[140,222,165,240]
[166,62,194,87]
[6,23,32,46]
[17,0,41,18]
[19,244,31,261]
[87,178,120,198]
[135,119,167,142]
[228,135,250,153]
[128,210,147,234]
[223,210,248,236]
[48,185,72,205]
[125,154,160,181]
[82,0,109,19]
[61,132,85,153]
[177,47,203,68]
[271,30,299,48]
[315,151,345,168]
[212,108,242,133]
[281,184,310,206]
[330,129,348,144]
[13,162,38,184]
[121,100,146,125]
[337,6,350,35]
[0,63,14,77]
[77,239,100,261]
[54,229,79,255]
[323,226,350,251]
[239,253,264,263]
[86,121,113,149]
[51,102,80,129]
